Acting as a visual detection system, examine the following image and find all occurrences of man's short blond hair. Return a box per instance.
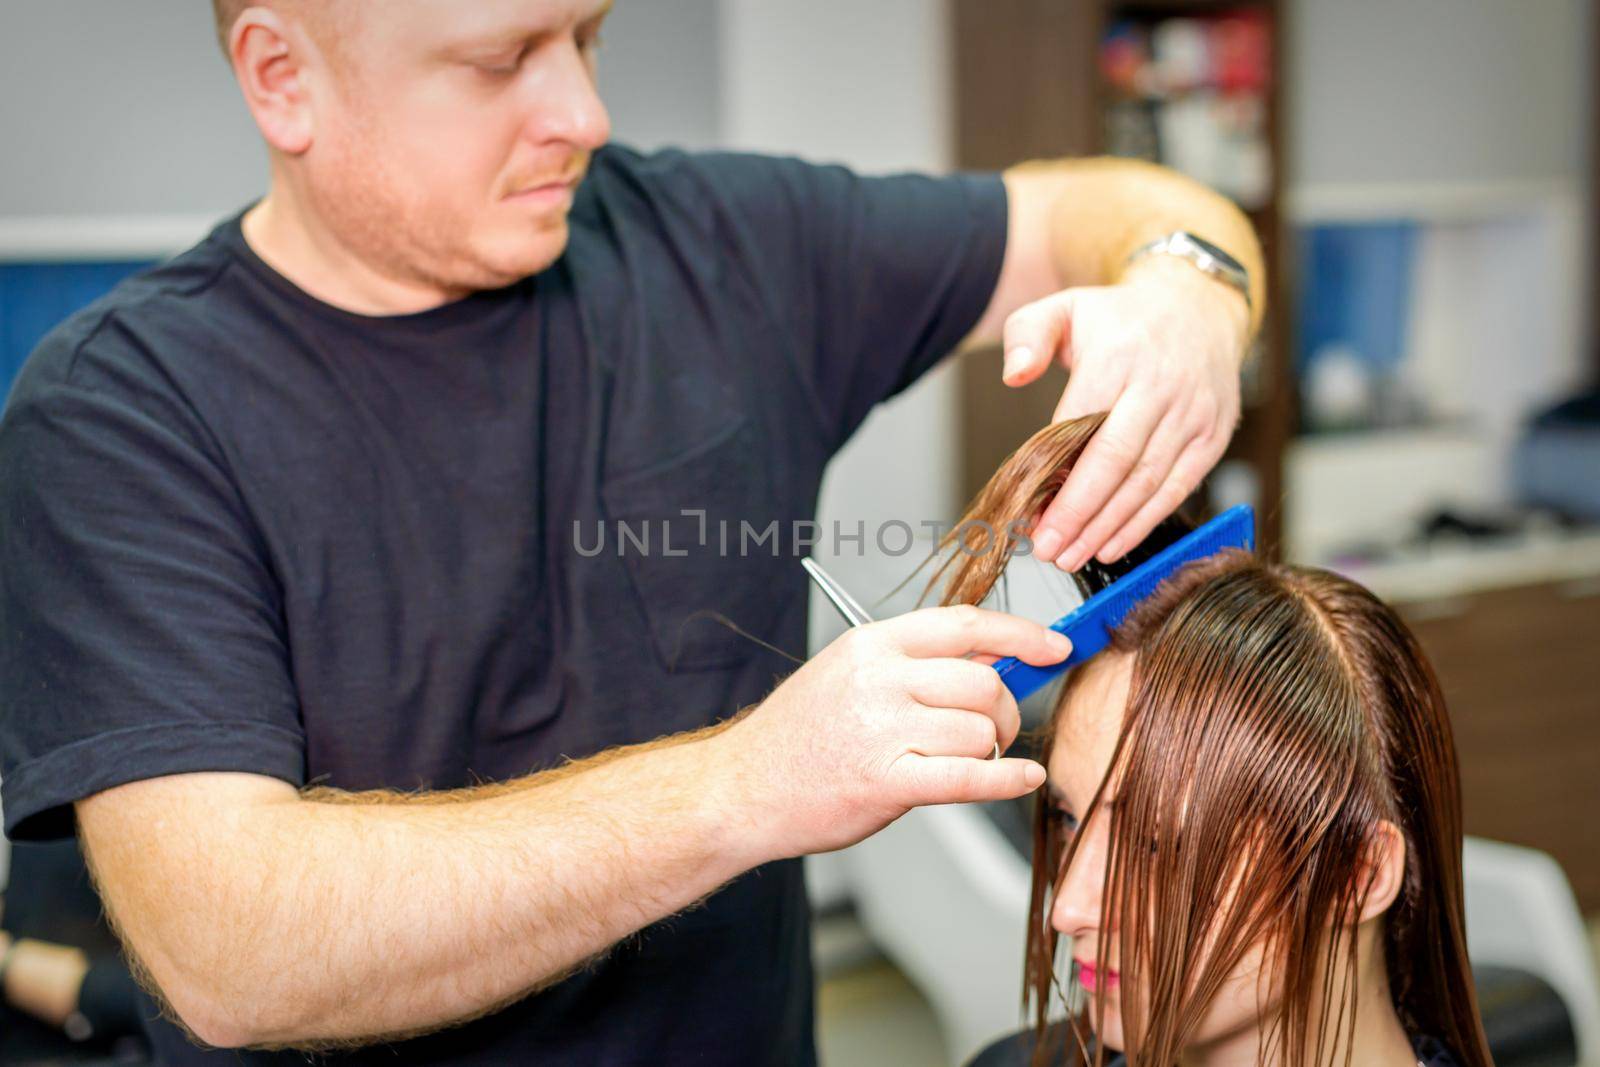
[211,1,349,62]
[211,0,247,54]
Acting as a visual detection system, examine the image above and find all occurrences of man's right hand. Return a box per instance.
[711,604,1071,860]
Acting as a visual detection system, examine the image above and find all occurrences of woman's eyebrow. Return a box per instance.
[1045,781,1080,814]
[1047,778,1125,820]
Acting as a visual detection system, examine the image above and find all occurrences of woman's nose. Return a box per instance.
[1050,830,1106,938]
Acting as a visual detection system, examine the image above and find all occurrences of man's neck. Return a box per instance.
[241,187,464,316]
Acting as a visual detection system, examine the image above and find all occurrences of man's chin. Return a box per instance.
[471,223,571,286]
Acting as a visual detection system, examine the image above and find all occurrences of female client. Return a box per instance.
[939,416,1494,1067]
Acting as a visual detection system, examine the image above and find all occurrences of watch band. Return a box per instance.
[1126,230,1252,314]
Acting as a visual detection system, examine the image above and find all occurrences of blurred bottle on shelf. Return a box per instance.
[1099,10,1272,210]
[1297,221,1427,434]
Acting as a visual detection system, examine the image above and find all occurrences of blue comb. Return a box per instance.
[991,505,1256,701]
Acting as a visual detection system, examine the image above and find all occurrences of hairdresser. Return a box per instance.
[0,3,1262,1065]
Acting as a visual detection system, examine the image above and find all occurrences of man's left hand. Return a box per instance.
[998,255,1250,570]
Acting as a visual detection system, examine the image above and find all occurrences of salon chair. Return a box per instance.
[846,799,1598,1066]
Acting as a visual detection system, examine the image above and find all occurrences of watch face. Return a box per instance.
[1130,231,1251,311]
[1183,232,1246,273]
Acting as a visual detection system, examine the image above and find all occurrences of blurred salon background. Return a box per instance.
[0,2,1595,1065]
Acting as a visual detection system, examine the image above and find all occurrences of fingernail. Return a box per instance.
[1002,346,1032,381]
[1048,631,1073,657]
[1057,541,1088,571]
[1023,762,1047,788]
[1098,542,1122,564]
[1033,528,1063,561]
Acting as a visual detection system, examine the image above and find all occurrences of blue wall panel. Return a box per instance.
[0,261,156,404]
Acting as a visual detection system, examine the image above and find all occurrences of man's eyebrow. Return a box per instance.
[443,1,613,53]
[434,27,531,56]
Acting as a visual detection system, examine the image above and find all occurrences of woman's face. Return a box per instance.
[1045,653,1276,1057]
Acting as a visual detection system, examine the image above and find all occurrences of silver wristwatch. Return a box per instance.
[1126,230,1252,315]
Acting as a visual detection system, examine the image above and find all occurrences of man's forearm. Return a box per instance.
[1008,156,1266,336]
[79,723,762,1051]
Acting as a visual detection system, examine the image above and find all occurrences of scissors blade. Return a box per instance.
[801,557,875,627]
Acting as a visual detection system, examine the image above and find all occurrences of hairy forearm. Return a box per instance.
[1007,156,1266,336]
[78,723,760,1051]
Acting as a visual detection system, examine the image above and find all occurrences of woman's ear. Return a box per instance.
[1354,820,1407,924]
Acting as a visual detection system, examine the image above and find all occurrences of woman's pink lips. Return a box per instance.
[1076,960,1120,993]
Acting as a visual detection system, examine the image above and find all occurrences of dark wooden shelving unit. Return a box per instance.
[951,0,1292,556]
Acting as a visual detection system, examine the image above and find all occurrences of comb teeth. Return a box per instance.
[991,505,1256,702]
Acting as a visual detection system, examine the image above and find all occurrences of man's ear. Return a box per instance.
[229,6,318,155]
[1354,819,1407,924]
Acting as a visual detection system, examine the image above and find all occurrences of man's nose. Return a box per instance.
[525,38,611,151]
[1050,831,1106,938]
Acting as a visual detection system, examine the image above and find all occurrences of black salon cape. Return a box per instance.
[969,1027,1462,1066]
[0,144,1007,1065]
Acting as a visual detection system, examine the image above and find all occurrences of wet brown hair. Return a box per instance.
[933,417,1492,1067]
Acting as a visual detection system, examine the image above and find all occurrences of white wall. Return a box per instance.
[1288,0,1590,189]
[720,0,950,174]
[0,4,264,223]
[600,0,724,152]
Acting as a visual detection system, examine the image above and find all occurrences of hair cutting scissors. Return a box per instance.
[801,556,1001,760]
[801,556,875,627]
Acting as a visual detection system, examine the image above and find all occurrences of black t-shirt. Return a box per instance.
[0,144,1007,1065]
